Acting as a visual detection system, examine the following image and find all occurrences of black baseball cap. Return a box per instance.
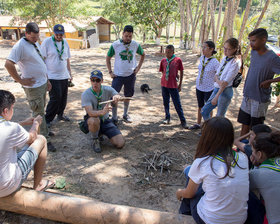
[53,24,65,34]
[90,70,103,80]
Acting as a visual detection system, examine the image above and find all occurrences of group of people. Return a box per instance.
[0,21,280,224]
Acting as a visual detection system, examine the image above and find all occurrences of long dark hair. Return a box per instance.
[204,40,217,55]
[195,117,236,178]
[252,131,280,159]
[225,37,243,74]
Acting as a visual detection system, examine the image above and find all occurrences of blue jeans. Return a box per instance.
[201,86,233,120]
[179,166,205,224]
[161,86,186,123]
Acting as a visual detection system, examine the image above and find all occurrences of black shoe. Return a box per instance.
[47,142,56,152]
[57,115,71,122]
[46,122,51,128]
[162,118,170,124]
[123,114,132,123]
[181,122,189,129]
[92,138,101,153]
[48,131,55,137]
[99,135,105,142]
[112,118,118,126]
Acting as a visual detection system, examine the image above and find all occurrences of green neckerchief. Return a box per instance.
[52,35,64,61]
[165,54,176,81]
[0,116,6,123]
[24,38,45,62]
[90,86,104,120]
[259,157,280,172]
[214,150,239,167]
[218,56,234,77]
[199,56,214,85]
[120,39,132,63]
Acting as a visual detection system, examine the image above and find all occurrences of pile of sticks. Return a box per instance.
[141,150,174,176]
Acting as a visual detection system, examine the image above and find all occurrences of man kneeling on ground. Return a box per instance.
[81,70,125,153]
[0,90,54,197]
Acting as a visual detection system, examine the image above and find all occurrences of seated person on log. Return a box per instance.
[0,90,55,197]
[0,90,54,198]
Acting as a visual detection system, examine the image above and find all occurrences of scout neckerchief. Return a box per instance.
[24,38,45,62]
[90,86,104,120]
[199,56,214,85]
[120,39,132,63]
[214,150,239,167]
[218,56,234,77]
[0,116,5,123]
[165,54,176,81]
[52,35,64,61]
[259,157,280,172]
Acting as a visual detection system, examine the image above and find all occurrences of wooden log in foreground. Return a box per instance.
[0,188,195,224]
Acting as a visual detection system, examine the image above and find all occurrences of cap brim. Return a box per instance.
[54,31,65,34]
[90,75,102,79]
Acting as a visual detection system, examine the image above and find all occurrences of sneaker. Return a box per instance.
[92,138,101,153]
[99,135,105,142]
[123,114,132,123]
[57,115,71,122]
[46,122,51,128]
[181,122,189,129]
[162,119,170,124]
[47,142,56,152]
[189,124,201,130]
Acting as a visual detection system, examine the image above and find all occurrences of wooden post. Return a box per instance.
[0,28,3,40]
[0,188,195,224]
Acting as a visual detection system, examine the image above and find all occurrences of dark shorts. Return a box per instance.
[196,88,213,108]
[112,73,136,97]
[83,115,121,139]
[237,108,265,127]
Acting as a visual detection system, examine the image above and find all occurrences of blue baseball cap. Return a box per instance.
[90,70,103,80]
[53,24,65,34]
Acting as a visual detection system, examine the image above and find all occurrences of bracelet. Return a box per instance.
[109,71,113,74]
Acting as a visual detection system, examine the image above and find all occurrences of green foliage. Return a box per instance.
[55,177,66,189]
[272,75,280,97]
[6,0,95,29]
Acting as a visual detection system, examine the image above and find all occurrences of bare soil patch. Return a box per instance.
[0,40,279,223]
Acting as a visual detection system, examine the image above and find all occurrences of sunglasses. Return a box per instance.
[90,78,101,83]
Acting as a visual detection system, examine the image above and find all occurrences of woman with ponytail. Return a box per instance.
[249,131,280,224]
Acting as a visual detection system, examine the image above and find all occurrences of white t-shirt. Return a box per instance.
[196,56,220,92]
[107,39,144,77]
[214,56,241,88]
[7,38,48,88]
[189,152,249,224]
[0,120,29,197]
[41,36,71,80]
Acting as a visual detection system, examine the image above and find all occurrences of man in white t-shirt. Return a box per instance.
[5,22,56,152]
[0,90,54,198]
[41,24,72,126]
[106,25,145,124]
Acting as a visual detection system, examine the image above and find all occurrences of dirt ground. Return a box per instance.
[0,40,279,223]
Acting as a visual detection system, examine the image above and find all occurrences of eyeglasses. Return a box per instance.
[90,78,101,83]
[223,47,234,51]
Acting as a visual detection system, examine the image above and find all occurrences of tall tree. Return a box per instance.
[215,0,223,42]
[178,0,185,48]
[238,0,252,43]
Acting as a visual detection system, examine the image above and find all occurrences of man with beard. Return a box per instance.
[106,25,145,124]
[41,24,72,128]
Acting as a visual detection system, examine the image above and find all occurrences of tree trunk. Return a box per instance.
[185,0,190,49]
[209,0,215,42]
[199,0,208,46]
[191,0,203,51]
[166,18,170,44]
[238,0,252,43]
[179,0,185,48]
[225,0,234,40]
[173,20,177,44]
[243,0,271,60]
[215,0,223,43]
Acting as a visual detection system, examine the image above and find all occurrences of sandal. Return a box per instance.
[38,180,55,191]
[189,124,201,130]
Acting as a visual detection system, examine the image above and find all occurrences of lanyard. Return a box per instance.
[165,55,176,81]
[218,56,233,77]
[214,150,239,167]
[52,35,64,60]
[0,116,5,123]
[259,157,280,172]
[199,56,214,84]
[24,38,45,62]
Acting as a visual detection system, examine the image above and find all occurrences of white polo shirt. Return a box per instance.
[41,36,71,80]
[7,38,48,88]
